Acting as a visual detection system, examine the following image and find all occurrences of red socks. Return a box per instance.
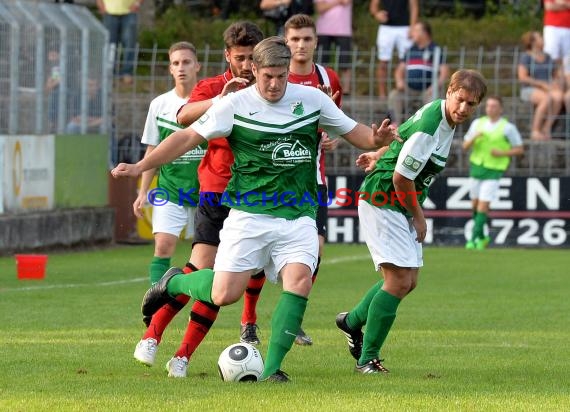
[241,271,266,325]
[142,294,190,343]
[141,262,198,343]
[174,300,220,359]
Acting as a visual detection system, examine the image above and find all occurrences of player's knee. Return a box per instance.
[211,288,241,306]
[284,276,312,298]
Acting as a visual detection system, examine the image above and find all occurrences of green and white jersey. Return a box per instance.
[361,99,455,215]
[141,89,206,205]
[191,83,357,220]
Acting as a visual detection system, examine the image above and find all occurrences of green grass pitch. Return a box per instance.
[1,243,569,411]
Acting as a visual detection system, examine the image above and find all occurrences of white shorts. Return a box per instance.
[152,201,196,239]
[376,25,412,61]
[469,178,500,203]
[214,209,318,283]
[543,25,570,61]
[358,201,422,269]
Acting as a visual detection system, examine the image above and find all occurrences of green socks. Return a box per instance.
[260,291,308,379]
[359,289,401,365]
[149,256,171,285]
[166,269,215,304]
[472,211,488,241]
[346,280,384,330]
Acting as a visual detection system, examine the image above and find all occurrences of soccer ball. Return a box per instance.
[217,343,264,382]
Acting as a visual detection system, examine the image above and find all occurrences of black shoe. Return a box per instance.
[141,267,183,318]
[294,327,313,346]
[263,369,290,382]
[355,358,389,374]
[335,312,363,360]
[240,323,260,345]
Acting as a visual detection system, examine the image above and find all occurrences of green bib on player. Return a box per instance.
[469,116,510,180]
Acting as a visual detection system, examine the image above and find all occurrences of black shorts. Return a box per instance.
[193,192,230,247]
[316,184,328,237]
[317,35,352,67]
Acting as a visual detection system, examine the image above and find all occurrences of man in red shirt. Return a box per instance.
[238,13,342,347]
[132,21,264,378]
[543,0,570,64]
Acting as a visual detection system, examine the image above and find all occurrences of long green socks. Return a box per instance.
[346,280,384,330]
[472,211,488,241]
[166,269,215,304]
[149,256,171,285]
[260,291,308,379]
[359,289,401,365]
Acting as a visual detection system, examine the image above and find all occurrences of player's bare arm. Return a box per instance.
[112,128,206,178]
[491,145,524,158]
[342,118,401,150]
[177,100,212,126]
[393,172,427,242]
[132,145,157,218]
[177,77,249,125]
[462,132,482,151]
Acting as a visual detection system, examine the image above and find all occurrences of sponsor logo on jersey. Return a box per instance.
[173,145,207,163]
[291,101,304,116]
[271,140,311,166]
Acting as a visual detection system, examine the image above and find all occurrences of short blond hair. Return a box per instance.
[447,69,487,103]
[168,41,197,58]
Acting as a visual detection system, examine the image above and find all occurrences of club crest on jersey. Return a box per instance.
[403,155,422,172]
[291,101,304,116]
[271,139,311,167]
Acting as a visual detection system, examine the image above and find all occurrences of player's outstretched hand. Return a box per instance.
[355,146,389,173]
[320,133,340,151]
[221,77,249,97]
[355,152,379,173]
[372,118,402,147]
[317,84,340,102]
[111,163,141,178]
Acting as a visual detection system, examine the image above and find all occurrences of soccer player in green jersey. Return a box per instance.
[134,42,203,286]
[462,95,524,250]
[336,69,487,374]
[112,36,399,382]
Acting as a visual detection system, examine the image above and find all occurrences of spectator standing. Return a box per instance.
[543,0,570,65]
[96,0,142,85]
[517,31,564,140]
[314,0,353,94]
[369,0,419,98]
[259,0,314,35]
[388,21,449,125]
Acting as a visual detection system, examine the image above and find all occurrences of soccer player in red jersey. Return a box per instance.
[133,21,264,377]
[238,14,342,346]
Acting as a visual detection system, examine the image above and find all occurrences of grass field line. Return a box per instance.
[1,254,370,293]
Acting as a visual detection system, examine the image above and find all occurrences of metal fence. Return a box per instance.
[0,0,109,136]
[113,44,570,176]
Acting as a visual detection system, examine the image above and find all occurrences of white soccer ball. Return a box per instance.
[217,343,264,382]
